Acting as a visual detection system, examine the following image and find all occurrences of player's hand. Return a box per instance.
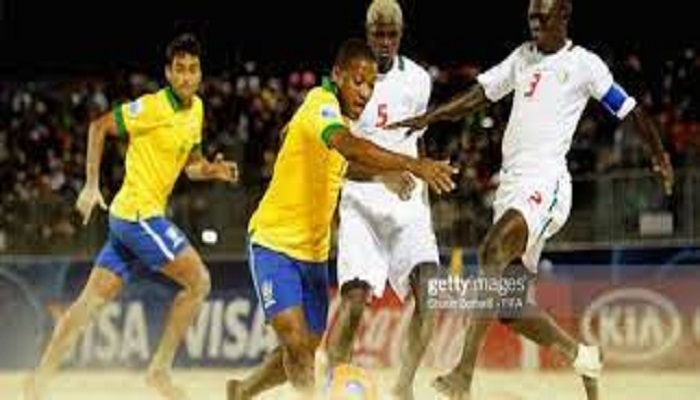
[408,158,457,195]
[380,171,416,201]
[385,114,431,136]
[75,185,107,225]
[651,151,673,196]
[212,153,239,183]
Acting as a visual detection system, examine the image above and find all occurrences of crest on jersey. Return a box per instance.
[557,69,570,83]
[320,104,339,120]
[127,99,144,117]
[165,226,185,248]
[261,280,276,309]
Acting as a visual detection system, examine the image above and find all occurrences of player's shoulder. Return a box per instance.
[297,84,341,121]
[511,42,535,59]
[567,44,611,77]
[568,43,594,57]
[122,90,165,120]
[304,84,340,107]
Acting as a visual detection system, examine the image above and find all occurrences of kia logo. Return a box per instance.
[581,288,682,363]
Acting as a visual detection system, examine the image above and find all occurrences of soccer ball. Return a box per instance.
[327,363,378,400]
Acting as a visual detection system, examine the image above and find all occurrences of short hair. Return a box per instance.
[165,33,201,64]
[334,38,376,69]
[366,0,403,29]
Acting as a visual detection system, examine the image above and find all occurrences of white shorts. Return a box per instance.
[337,195,440,301]
[493,170,572,273]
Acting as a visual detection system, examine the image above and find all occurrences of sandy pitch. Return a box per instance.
[2,368,700,400]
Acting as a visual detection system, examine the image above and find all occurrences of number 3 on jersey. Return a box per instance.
[524,72,542,98]
[375,103,388,127]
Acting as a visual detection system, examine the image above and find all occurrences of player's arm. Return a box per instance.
[328,128,456,194]
[184,147,239,183]
[385,85,490,132]
[387,48,519,133]
[345,163,416,201]
[75,110,121,225]
[588,53,673,195]
[628,105,674,195]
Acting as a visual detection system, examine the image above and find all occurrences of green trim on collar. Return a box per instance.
[164,86,182,111]
[321,77,339,96]
[398,56,405,71]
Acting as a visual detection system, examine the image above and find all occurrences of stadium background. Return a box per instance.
[1,0,699,398]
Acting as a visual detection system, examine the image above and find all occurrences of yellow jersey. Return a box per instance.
[110,87,203,221]
[249,79,348,262]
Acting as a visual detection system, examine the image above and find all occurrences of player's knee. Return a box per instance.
[341,282,369,325]
[341,279,369,305]
[341,279,370,299]
[198,270,212,297]
[186,266,211,299]
[280,328,311,356]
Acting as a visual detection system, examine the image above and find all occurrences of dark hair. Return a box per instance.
[333,38,376,69]
[165,33,201,64]
[560,0,572,19]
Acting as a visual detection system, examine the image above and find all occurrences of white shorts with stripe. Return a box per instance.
[492,170,572,273]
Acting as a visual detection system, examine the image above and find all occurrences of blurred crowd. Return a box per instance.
[1,47,698,254]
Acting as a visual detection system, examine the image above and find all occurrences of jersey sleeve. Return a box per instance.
[113,94,160,138]
[306,91,348,146]
[477,45,521,102]
[583,51,637,119]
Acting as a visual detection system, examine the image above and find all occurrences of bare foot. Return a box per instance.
[145,369,189,400]
[432,372,471,400]
[23,373,44,400]
[226,379,251,400]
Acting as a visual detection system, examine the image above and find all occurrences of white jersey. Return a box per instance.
[338,56,439,299]
[342,55,433,222]
[477,40,637,178]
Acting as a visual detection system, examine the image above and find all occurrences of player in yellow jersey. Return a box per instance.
[227,39,457,399]
[24,33,238,400]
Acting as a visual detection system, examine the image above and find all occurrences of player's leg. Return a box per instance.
[25,237,128,400]
[228,243,327,398]
[227,243,295,399]
[146,245,210,400]
[327,205,387,369]
[392,262,440,400]
[227,331,325,400]
[114,217,208,400]
[497,177,602,400]
[433,209,528,399]
[325,279,371,367]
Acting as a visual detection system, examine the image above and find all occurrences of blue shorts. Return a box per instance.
[248,242,329,335]
[96,215,190,282]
